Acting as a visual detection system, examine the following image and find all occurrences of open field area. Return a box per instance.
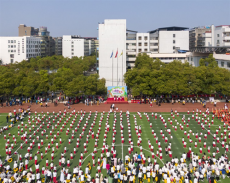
[0,104,230,182]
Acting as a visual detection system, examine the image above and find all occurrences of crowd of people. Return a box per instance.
[0,107,230,183]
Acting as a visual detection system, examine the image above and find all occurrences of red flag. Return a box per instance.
[115,50,118,58]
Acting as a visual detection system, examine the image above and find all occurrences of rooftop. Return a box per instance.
[148,26,189,33]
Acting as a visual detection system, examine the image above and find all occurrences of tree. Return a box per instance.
[124,53,230,97]
[199,54,218,68]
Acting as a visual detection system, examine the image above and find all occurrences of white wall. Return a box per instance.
[203,33,212,47]
[136,33,149,53]
[214,27,224,46]
[62,35,85,58]
[0,36,41,64]
[148,53,189,63]
[99,19,126,87]
[159,31,189,53]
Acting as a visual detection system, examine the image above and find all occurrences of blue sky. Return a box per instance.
[0,0,229,37]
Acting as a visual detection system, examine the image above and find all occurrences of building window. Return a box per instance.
[71,52,74,55]
[11,59,13,64]
[132,43,136,46]
[217,40,220,44]
[217,34,219,37]
[144,36,148,41]
[173,40,176,44]
[173,46,175,49]
[191,57,193,61]
[14,45,16,48]
[173,34,176,38]
[138,43,142,46]
[221,62,224,67]
[10,54,14,58]
[71,49,74,51]
[144,43,148,46]
[144,49,147,52]
[138,36,142,40]
[188,57,190,61]
[227,62,230,68]
[71,45,74,48]
[14,40,16,43]
[8,50,10,52]
[8,40,10,43]
[138,49,141,52]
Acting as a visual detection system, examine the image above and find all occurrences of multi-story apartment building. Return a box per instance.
[188,25,230,70]
[18,24,39,37]
[54,37,62,55]
[189,27,211,49]
[214,25,230,47]
[19,25,55,57]
[38,27,55,57]
[62,35,96,58]
[126,26,189,68]
[0,36,41,64]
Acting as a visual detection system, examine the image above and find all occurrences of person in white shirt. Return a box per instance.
[36,172,40,181]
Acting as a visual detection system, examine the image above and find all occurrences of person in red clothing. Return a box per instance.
[187,151,191,161]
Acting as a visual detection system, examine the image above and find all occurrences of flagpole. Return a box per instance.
[117,49,118,86]
[112,50,113,86]
[122,50,123,86]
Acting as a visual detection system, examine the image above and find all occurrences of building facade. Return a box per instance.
[214,25,230,47]
[19,25,55,57]
[62,36,96,58]
[18,24,39,37]
[189,27,211,49]
[99,19,126,87]
[54,37,63,55]
[126,26,189,68]
[188,25,230,70]
[0,36,41,64]
[38,27,55,57]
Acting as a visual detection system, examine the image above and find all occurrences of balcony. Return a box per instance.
[127,45,136,50]
[149,45,158,49]
[126,51,137,55]
[224,36,230,40]
[223,27,230,32]
[150,40,158,43]
[223,42,230,46]
[127,57,136,62]
[126,40,136,44]
[126,37,136,40]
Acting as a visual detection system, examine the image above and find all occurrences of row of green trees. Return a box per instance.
[0,55,107,97]
[124,53,230,96]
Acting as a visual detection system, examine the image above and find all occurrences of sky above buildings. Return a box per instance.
[0,0,229,37]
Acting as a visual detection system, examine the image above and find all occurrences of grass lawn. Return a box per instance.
[0,111,229,183]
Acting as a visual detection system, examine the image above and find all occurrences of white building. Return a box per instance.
[187,52,230,70]
[126,26,189,68]
[188,25,230,70]
[0,36,41,64]
[202,31,212,47]
[62,35,96,58]
[99,19,126,87]
[213,25,230,47]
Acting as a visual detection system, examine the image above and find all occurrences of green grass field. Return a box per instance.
[0,111,229,183]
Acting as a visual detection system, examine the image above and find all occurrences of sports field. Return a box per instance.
[0,110,229,183]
